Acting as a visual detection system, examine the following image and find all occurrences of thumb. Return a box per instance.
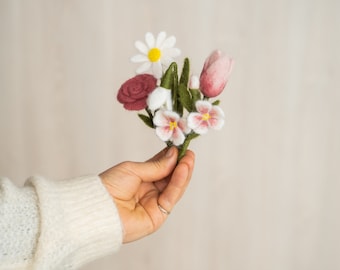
[131,147,178,182]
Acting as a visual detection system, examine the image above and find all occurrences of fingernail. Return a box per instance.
[166,147,175,158]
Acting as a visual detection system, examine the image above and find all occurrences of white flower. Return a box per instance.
[146,86,172,111]
[130,32,181,79]
[187,100,225,134]
[153,110,191,146]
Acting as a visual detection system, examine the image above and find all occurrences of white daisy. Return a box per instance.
[130,31,181,79]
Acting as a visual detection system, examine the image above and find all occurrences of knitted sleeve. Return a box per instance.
[0,175,123,270]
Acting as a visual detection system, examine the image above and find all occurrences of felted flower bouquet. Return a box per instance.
[117,32,234,160]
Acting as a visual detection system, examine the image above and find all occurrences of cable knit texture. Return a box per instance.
[0,175,123,270]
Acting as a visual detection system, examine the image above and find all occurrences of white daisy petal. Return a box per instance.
[156,31,167,47]
[136,62,151,74]
[135,41,149,54]
[161,36,176,49]
[164,47,181,58]
[145,32,155,48]
[152,61,163,79]
[130,54,149,63]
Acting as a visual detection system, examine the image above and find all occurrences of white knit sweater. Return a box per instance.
[0,175,123,270]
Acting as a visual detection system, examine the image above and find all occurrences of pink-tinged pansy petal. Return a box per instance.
[153,110,187,146]
[178,118,191,134]
[187,113,209,135]
[210,106,225,118]
[195,100,212,114]
[171,128,186,146]
[209,117,225,130]
[156,126,173,142]
[188,100,225,134]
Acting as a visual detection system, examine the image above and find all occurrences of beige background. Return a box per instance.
[1,0,339,269]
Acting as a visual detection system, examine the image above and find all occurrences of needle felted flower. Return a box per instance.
[130,32,181,79]
[146,86,172,111]
[116,31,234,160]
[200,50,234,98]
[187,100,225,134]
[153,110,191,146]
[117,74,157,110]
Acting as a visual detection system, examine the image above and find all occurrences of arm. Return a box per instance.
[0,175,122,270]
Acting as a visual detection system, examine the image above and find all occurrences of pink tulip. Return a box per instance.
[199,50,234,98]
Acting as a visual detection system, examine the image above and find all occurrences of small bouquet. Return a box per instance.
[117,32,234,160]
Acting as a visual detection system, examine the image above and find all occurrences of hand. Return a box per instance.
[100,147,195,243]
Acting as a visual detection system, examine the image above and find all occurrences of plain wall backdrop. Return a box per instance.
[1,0,339,269]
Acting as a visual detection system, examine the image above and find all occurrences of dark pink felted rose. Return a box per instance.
[117,74,157,110]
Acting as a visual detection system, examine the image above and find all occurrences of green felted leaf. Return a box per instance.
[138,114,154,128]
[178,83,193,112]
[189,89,202,110]
[172,64,181,113]
[212,99,220,106]
[179,58,190,86]
[161,62,177,89]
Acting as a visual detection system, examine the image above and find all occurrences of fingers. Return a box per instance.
[157,150,195,213]
[126,147,178,183]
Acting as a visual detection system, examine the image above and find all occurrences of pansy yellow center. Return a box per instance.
[169,121,178,130]
[148,48,161,62]
[202,113,211,121]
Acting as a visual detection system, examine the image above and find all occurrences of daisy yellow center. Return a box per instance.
[148,48,161,62]
[169,121,178,130]
[202,113,211,121]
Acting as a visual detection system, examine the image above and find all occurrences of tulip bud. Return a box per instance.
[199,50,234,98]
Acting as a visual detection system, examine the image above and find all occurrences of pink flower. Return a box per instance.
[153,110,191,146]
[187,100,225,134]
[117,74,157,110]
[199,50,234,98]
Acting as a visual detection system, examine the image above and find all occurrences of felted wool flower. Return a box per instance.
[187,100,225,134]
[130,32,181,79]
[153,110,191,146]
[200,50,234,98]
[147,86,172,111]
[117,74,157,110]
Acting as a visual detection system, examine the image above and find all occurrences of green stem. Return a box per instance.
[177,133,199,161]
